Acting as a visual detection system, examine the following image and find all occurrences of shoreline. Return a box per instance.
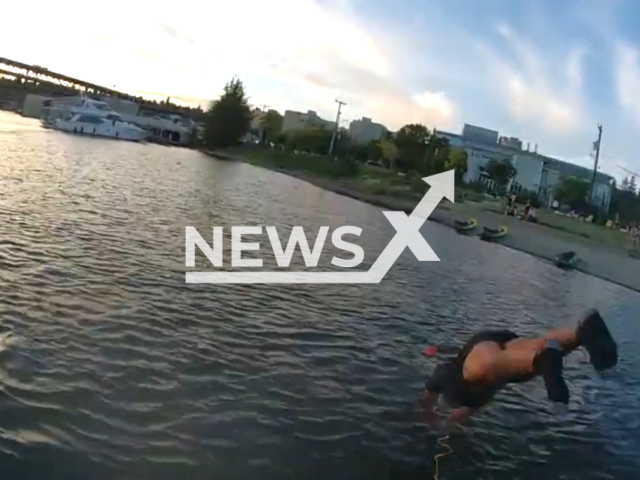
[202,150,640,294]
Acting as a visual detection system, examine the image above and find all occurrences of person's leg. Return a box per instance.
[481,327,578,381]
[492,309,617,378]
[467,310,617,404]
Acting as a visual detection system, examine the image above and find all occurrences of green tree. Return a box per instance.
[483,158,517,189]
[285,127,332,154]
[394,123,431,173]
[203,77,252,149]
[621,175,637,194]
[445,147,468,183]
[260,110,283,143]
[379,139,399,169]
[423,135,450,175]
[611,183,640,224]
[366,140,383,162]
[553,176,590,210]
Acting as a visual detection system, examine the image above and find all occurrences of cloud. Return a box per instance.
[204,0,458,130]
[2,0,457,131]
[476,23,589,135]
[0,0,630,169]
[614,42,640,130]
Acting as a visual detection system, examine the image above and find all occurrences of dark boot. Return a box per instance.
[577,309,618,372]
[533,339,570,404]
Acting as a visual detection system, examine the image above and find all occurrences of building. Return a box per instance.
[250,108,279,131]
[281,110,332,132]
[435,123,614,211]
[348,117,387,144]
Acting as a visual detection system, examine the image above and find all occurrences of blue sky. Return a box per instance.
[4,0,640,178]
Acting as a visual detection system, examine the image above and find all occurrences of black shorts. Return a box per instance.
[425,330,519,409]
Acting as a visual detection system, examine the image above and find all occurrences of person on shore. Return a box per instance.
[526,206,537,222]
[424,309,617,428]
[505,195,513,216]
[629,222,639,249]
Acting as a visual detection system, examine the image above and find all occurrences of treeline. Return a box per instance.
[610,176,640,224]
[201,77,469,181]
[200,76,640,224]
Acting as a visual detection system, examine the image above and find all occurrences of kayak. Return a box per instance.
[555,251,578,269]
[454,218,477,233]
[480,226,508,241]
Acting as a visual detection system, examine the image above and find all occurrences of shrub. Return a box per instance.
[410,176,428,195]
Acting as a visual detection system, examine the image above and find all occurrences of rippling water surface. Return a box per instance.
[0,112,639,480]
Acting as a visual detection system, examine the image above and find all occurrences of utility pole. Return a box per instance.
[257,104,269,145]
[328,99,346,156]
[589,124,603,202]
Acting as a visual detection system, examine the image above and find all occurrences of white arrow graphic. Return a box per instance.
[186,169,455,284]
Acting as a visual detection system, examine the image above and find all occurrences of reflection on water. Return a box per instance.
[0,112,638,479]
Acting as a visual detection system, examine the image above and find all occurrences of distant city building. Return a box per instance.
[435,123,614,211]
[281,110,332,132]
[250,108,277,131]
[348,117,387,144]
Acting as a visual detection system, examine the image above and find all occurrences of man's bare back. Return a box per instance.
[424,309,617,427]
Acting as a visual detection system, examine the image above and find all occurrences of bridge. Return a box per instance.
[0,56,204,119]
[0,56,119,96]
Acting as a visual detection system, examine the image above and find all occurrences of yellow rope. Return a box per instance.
[433,434,452,480]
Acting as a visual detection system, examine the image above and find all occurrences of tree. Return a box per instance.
[285,127,332,154]
[395,123,431,144]
[366,140,383,162]
[203,77,252,149]
[553,176,590,210]
[394,123,431,172]
[260,110,283,143]
[482,158,516,189]
[423,135,451,175]
[445,147,468,183]
[621,175,638,194]
[379,139,399,169]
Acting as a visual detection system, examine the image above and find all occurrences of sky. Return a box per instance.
[4,0,640,179]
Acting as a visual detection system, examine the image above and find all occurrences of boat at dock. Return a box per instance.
[41,96,148,142]
[50,112,147,141]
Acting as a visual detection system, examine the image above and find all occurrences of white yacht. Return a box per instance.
[42,96,148,142]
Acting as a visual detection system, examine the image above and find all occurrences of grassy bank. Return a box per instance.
[200,146,640,291]
[204,145,633,253]
[479,199,631,250]
[209,145,487,205]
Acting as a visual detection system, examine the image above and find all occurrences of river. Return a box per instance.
[0,112,638,480]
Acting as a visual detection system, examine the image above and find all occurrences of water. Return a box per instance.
[0,111,639,480]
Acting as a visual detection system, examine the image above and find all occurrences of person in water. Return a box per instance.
[424,309,618,427]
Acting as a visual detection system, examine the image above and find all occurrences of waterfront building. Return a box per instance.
[281,110,332,132]
[348,117,387,144]
[435,124,614,211]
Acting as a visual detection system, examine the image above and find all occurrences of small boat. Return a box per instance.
[454,218,477,233]
[480,225,508,241]
[555,251,578,269]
